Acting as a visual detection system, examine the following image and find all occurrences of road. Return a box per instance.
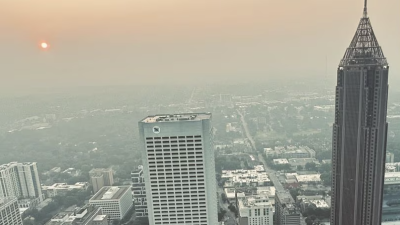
[237,108,284,192]
[236,109,256,151]
[237,108,306,225]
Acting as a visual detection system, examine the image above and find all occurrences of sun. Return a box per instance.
[41,42,48,49]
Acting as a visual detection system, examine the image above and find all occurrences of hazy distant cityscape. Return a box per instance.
[1,76,400,224]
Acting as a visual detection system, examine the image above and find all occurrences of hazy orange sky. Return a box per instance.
[1,0,399,91]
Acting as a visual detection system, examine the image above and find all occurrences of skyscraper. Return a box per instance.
[0,162,42,201]
[0,197,23,225]
[139,113,218,225]
[331,1,389,224]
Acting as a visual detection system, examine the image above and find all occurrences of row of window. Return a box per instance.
[146,135,202,140]
[147,144,203,148]
[148,159,203,164]
[147,148,203,152]
[147,139,202,144]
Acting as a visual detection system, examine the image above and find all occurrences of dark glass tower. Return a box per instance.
[331,1,389,225]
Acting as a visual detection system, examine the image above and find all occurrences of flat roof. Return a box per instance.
[93,215,107,221]
[141,113,211,123]
[90,186,130,201]
[276,191,295,204]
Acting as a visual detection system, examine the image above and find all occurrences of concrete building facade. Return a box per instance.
[238,196,273,225]
[0,197,23,225]
[89,168,114,194]
[275,191,300,225]
[132,165,148,217]
[89,186,132,221]
[0,162,42,201]
[139,113,218,225]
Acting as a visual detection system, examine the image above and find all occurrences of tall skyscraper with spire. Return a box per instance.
[331,1,389,224]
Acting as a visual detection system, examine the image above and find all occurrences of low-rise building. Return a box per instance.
[275,191,300,225]
[44,204,108,225]
[89,186,133,221]
[221,166,271,187]
[287,158,320,168]
[42,182,89,198]
[238,196,273,225]
[273,159,289,165]
[297,195,329,212]
[281,146,316,159]
[386,163,400,172]
[62,168,81,177]
[295,174,321,184]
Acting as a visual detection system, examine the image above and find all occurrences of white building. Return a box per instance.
[273,159,289,165]
[295,174,321,183]
[238,196,273,225]
[0,162,42,201]
[89,186,132,221]
[0,197,23,225]
[42,182,89,197]
[139,113,218,225]
[221,166,271,187]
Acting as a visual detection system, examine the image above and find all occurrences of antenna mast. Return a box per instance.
[363,0,368,17]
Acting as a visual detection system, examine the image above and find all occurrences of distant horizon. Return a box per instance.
[1,0,399,93]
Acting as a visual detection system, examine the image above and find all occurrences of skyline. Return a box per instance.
[1,0,399,92]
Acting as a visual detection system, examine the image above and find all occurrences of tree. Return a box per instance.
[221,193,228,203]
[320,172,332,186]
[297,165,303,171]
[305,162,317,171]
[218,209,227,221]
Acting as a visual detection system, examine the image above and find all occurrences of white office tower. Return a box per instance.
[0,197,23,225]
[139,113,218,225]
[238,196,273,225]
[0,162,43,201]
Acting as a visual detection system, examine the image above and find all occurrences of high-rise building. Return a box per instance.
[0,197,23,225]
[89,186,133,221]
[89,168,114,193]
[139,113,218,225]
[238,196,273,225]
[132,165,148,217]
[0,162,42,201]
[275,191,300,225]
[386,152,395,164]
[331,1,390,224]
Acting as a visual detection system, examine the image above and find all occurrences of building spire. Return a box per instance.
[363,0,368,17]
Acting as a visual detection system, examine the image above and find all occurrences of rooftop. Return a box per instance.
[0,162,36,170]
[141,113,211,123]
[277,191,295,204]
[296,174,321,183]
[273,158,289,165]
[90,186,130,201]
[42,182,88,190]
[309,200,329,208]
[239,196,272,209]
